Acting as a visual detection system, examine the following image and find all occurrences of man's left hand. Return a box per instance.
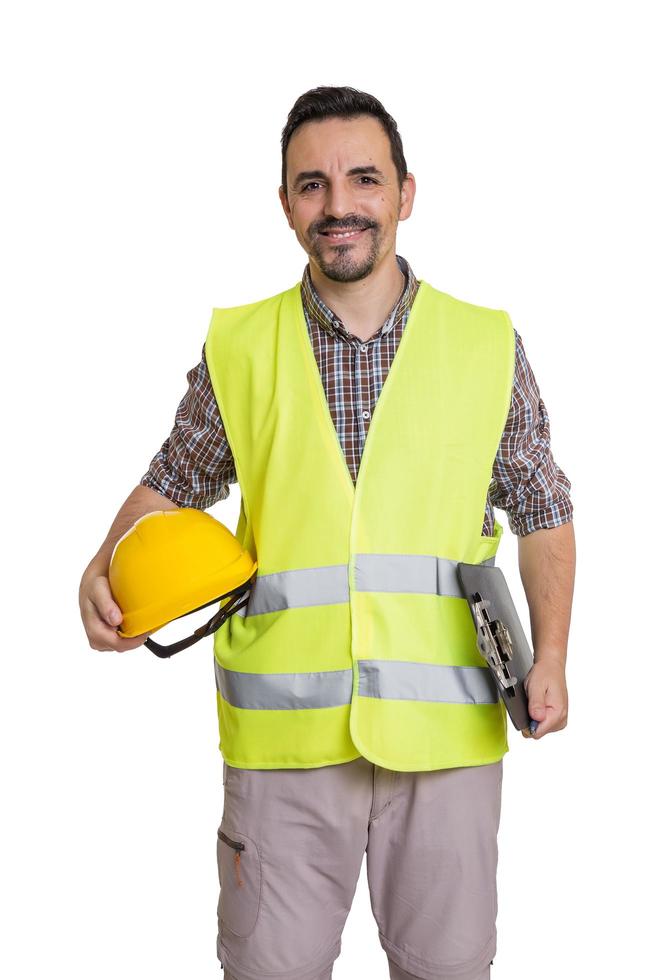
[523,659,568,739]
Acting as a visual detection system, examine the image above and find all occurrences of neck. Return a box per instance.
[308,250,406,342]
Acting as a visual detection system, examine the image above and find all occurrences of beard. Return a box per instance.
[308,221,382,283]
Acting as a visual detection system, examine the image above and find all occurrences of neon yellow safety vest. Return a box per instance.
[204,278,515,771]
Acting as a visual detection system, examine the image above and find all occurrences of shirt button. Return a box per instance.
[362,410,370,420]
[361,344,367,352]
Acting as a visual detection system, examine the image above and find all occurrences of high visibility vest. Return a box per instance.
[204,278,515,771]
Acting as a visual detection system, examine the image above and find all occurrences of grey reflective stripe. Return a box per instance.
[214,659,497,708]
[215,659,353,709]
[355,554,495,597]
[358,660,498,704]
[235,553,495,616]
[235,564,349,617]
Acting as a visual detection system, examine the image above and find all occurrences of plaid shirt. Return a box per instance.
[140,255,573,536]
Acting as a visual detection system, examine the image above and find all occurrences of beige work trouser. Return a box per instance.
[217,755,503,980]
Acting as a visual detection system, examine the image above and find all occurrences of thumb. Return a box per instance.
[528,698,548,721]
[104,604,123,627]
[524,666,549,720]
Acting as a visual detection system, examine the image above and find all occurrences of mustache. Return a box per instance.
[313,219,376,235]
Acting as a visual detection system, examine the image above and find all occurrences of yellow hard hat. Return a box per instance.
[108,508,257,658]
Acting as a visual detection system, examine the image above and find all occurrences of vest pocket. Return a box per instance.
[471,523,503,564]
[217,825,262,938]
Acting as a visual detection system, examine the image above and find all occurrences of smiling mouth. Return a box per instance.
[319,227,370,241]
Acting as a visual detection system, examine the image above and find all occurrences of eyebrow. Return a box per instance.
[291,165,384,190]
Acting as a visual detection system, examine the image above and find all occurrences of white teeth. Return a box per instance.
[328,230,360,238]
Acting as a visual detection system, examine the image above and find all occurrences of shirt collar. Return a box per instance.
[301,254,420,342]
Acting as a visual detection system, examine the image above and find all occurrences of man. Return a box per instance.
[79,86,575,980]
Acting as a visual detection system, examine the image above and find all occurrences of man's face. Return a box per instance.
[279,115,415,283]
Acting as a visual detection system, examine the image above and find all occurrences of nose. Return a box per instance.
[323,178,357,221]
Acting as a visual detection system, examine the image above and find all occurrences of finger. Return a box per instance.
[530,717,552,739]
[527,698,548,723]
[112,630,153,653]
[530,705,565,739]
[522,718,540,738]
[81,599,151,652]
[525,676,549,722]
[92,632,152,653]
[88,576,124,628]
[88,622,152,652]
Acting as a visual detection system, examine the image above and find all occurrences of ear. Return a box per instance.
[279,185,295,230]
[399,173,416,222]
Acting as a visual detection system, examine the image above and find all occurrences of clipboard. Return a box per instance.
[456,562,537,734]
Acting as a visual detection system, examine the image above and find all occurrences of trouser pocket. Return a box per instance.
[217,824,262,938]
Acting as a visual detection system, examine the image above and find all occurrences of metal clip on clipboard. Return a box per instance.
[456,562,538,736]
[471,594,519,696]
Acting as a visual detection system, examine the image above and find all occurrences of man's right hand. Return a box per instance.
[79,568,151,652]
[78,485,179,652]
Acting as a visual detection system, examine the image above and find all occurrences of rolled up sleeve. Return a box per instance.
[139,344,237,509]
[491,330,574,536]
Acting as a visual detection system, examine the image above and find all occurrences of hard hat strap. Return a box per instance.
[144,577,255,659]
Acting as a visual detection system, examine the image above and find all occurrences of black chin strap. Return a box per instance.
[144,577,255,658]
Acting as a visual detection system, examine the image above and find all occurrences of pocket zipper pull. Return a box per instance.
[234,850,244,887]
[218,829,246,887]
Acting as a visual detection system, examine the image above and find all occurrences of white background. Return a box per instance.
[1,1,652,977]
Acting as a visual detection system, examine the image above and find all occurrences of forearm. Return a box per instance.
[517,521,576,666]
[83,484,179,578]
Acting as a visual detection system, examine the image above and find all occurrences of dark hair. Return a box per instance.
[280,86,408,196]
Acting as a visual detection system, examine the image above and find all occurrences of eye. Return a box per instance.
[358,176,378,184]
[301,182,322,192]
